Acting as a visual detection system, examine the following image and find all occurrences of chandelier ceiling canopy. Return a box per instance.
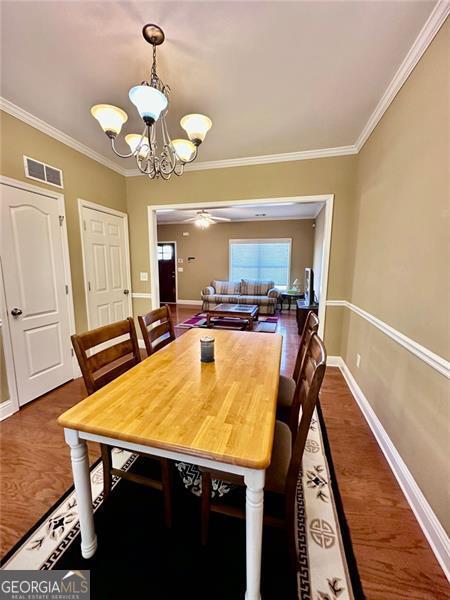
[90,24,212,180]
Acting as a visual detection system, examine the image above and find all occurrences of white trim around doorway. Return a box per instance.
[78,198,132,330]
[147,195,334,338]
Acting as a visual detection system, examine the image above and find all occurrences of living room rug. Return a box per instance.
[177,312,279,333]
[1,407,362,600]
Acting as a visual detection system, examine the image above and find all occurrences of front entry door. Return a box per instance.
[81,205,132,329]
[1,183,73,405]
[158,242,176,303]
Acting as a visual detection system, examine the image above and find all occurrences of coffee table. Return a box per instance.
[206,303,259,331]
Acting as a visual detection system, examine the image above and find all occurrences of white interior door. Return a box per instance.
[1,183,73,406]
[81,205,131,329]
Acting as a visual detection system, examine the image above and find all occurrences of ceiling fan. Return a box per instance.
[183,210,231,229]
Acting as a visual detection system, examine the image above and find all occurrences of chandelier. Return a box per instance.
[90,24,212,180]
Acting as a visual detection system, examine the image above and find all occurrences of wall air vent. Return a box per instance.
[23,156,64,189]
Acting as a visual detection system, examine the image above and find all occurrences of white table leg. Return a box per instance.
[244,469,265,600]
[64,428,97,559]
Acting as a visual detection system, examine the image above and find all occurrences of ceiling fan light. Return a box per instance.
[125,133,149,157]
[129,85,168,124]
[171,139,196,163]
[91,104,128,137]
[195,218,210,229]
[180,114,212,144]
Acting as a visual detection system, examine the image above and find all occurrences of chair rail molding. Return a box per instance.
[326,355,450,582]
[131,292,152,299]
[325,300,450,378]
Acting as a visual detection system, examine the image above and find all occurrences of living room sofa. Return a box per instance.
[201,279,280,315]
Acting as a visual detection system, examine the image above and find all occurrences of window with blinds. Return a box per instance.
[229,238,292,287]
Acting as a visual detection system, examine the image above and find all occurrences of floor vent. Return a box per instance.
[23,156,64,189]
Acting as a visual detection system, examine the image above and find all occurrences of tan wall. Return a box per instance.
[157,219,315,301]
[127,155,358,355]
[312,206,326,301]
[0,111,127,332]
[345,20,449,531]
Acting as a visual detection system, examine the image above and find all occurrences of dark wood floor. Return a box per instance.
[0,305,447,597]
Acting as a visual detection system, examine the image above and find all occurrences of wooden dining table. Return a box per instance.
[58,327,282,599]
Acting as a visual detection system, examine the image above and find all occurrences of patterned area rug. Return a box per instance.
[1,407,362,600]
[177,312,279,333]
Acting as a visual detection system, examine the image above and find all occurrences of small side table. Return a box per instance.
[279,292,304,312]
[296,299,319,334]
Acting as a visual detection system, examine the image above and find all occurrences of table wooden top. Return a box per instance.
[58,328,282,469]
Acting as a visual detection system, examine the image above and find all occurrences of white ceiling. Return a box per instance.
[0,1,436,165]
[156,201,324,223]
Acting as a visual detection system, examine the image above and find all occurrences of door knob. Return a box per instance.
[11,308,22,317]
[123,289,130,295]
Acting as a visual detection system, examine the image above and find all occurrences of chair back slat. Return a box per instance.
[87,339,135,373]
[94,357,139,390]
[285,334,327,528]
[148,321,171,343]
[71,317,141,396]
[292,311,319,383]
[78,319,134,351]
[138,305,175,356]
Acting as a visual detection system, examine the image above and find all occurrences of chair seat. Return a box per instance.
[277,374,296,408]
[201,421,292,494]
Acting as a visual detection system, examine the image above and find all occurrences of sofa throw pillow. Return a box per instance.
[211,280,242,295]
[240,279,274,296]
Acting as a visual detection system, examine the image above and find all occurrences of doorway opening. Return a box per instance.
[157,241,177,304]
[148,195,334,338]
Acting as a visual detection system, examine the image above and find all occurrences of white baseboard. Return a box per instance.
[332,356,450,581]
[0,399,18,421]
[177,299,203,306]
[326,356,344,367]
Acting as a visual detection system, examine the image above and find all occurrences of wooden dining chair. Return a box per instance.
[276,310,319,433]
[200,332,327,567]
[71,317,173,527]
[138,305,176,356]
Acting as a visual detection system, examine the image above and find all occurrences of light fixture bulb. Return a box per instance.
[180,114,212,144]
[91,104,128,137]
[195,218,210,229]
[129,85,168,124]
[171,139,196,163]
[125,133,149,158]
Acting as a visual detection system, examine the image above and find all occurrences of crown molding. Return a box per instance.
[355,0,450,151]
[0,97,128,176]
[125,145,358,176]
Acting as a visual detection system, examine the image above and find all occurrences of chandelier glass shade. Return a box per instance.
[90,104,128,137]
[128,85,168,123]
[180,114,212,144]
[90,24,211,180]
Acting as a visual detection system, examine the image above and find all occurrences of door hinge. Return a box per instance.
[65,284,69,295]
[88,281,91,291]
[71,348,74,356]
[59,215,64,226]
[83,220,87,231]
